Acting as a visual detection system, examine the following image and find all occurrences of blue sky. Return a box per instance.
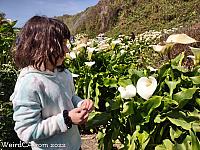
[0,0,99,27]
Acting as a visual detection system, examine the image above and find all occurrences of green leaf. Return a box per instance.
[103,77,118,87]
[196,98,200,106]
[154,114,166,123]
[155,139,174,150]
[163,97,178,111]
[171,52,185,66]
[190,129,200,150]
[110,98,121,110]
[94,83,100,109]
[173,88,197,108]
[170,127,183,142]
[190,76,200,84]
[165,77,181,96]
[128,68,144,77]
[86,111,111,128]
[173,135,192,150]
[141,96,162,122]
[122,101,135,117]
[118,78,132,87]
[166,111,191,130]
[171,65,188,73]
[158,63,171,78]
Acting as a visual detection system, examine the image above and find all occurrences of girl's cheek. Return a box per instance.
[64,46,69,53]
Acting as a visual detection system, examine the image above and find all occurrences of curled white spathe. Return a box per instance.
[136,76,157,100]
[166,34,197,44]
[118,84,136,99]
[84,61,95,67]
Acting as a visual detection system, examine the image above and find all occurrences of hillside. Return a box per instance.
[56,0,200,37]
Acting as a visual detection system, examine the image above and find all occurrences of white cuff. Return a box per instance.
[77,100,84,108]
[56,113,67,132]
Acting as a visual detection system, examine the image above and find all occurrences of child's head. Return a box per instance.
[14,15,71,71]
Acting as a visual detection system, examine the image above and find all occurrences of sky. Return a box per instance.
[0,0,99,27]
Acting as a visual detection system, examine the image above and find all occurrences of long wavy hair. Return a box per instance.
[13,15,70,71]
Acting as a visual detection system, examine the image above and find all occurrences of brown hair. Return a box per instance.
[13,15,70,71]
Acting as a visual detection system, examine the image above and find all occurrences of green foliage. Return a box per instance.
[0,16,24,147]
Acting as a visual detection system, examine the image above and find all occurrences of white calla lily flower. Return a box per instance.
[147,66,158,72]
[151,45,166,53]
[85,61,95,67]
[72,73,79,78]
[136,76,157,100]
[166,34,197,44]
[69,51,76,59]
[118,84,136,99]
[87,47,95,60]
[112,39,121,45]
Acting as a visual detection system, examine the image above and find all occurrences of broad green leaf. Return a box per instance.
[190,76,200,84]
[118,78,132,87]
[122,101,135,117]
[196,98,200,106]
[173,88,197,108]
[112,127,120,140]
[165,77,181,96]
[166,111,191,130]
[154,114,166,123]
[86,111,111,128]
[128,68,144,77]
[171,52,185,66]
[190,130,200,150]
[173,135,192,150]
[170,127,183,142]
[163,97,178,111]
[127,134,136,150]
[158,63,171,78]
[110,97,121,110]
[136,131,150,150]
[103,77,118,87]
[141,96,162,122]
[155,139,174,150]
[171,65,188,73]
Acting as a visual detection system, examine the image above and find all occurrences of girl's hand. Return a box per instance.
[81,99,94,113]
[68,108,88,125]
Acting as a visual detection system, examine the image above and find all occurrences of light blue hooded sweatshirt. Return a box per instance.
[10,67,83,150]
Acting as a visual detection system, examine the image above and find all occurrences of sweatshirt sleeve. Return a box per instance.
[65,69,83,107]
[12,81,68,143]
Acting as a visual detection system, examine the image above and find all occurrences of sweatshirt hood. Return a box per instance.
[18,66,58,79]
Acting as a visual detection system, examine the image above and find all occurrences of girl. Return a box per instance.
[10,16,93,150]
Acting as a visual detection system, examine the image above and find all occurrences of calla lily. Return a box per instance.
[85,61,95,67]
[112,39,121,45]
[189,46,200,65]
[118,84,136,99]
[69,51,76,59]
[136,76,157,100]
[87,47,95,60]
[166,34,197,44]
[151,45,166,53]
[147,66,158,72]
[72,73,79,78]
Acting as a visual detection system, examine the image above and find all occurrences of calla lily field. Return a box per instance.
[64,32,200,149]
[1,18,200,150]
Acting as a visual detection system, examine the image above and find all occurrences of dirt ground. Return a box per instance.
[81,134,98,150]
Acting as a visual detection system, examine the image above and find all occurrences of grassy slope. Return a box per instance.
[56,0,200,37]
